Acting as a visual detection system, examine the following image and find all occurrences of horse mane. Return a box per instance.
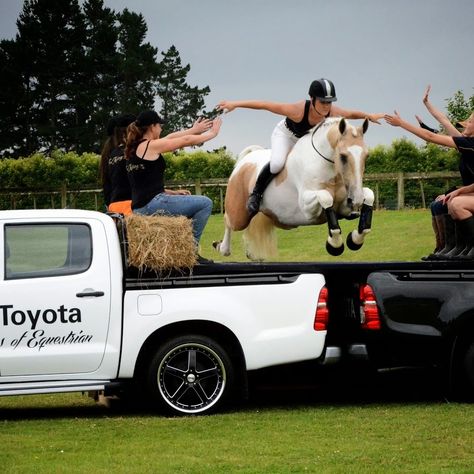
[237,145,264,162]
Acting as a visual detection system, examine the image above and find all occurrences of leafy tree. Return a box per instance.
[81,0,120,150]
[15,0,86,152]
[156,45,211,134]
[115,9,160,114]
[0,0,212,158]
[446,89,474,124]
[0,38,32,156]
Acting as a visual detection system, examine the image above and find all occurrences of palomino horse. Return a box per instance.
[213,117,374,260]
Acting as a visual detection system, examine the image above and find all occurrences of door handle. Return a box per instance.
[76,291,104,298]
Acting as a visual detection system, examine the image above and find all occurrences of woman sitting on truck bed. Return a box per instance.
[124,110,222,263]
[100,113,136,216]
[385,109,474,260]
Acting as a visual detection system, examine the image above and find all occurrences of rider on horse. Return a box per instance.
[218,78,384,218]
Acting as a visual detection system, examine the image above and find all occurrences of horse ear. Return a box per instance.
[339,118,347,135]
[362,118,369,134]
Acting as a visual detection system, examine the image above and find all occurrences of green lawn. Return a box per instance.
[200,208,434,263]
[1,392,474,473]
[3,209,473,474]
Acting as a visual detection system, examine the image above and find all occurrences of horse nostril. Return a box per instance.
[347,198,353,205]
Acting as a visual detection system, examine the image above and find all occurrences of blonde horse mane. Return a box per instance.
[243,212,278,261]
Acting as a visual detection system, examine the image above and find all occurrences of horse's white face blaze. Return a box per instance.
[334,127,368,209]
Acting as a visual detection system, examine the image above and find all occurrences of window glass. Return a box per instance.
[4,223,92,279]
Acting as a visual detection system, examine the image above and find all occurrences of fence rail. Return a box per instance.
[0,172,462,212]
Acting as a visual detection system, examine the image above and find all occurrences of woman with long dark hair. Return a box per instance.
[125,110,222,262]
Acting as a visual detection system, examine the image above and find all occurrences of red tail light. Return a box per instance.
[360,284,381,330]
[314,286,329,331]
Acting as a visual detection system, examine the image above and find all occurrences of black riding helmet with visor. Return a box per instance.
[309,78,337,104]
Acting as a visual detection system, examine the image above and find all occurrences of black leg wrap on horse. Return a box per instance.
[247,162,276,216]
[325,207,341,234]
[358,203,373,234]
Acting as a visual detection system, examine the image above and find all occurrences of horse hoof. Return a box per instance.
[326,241,344,256]
[346,232,363,251]
[212,240,221,250]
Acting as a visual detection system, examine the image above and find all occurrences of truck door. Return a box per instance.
[1,218,111,377]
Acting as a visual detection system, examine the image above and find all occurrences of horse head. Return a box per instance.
[331,118,369,209]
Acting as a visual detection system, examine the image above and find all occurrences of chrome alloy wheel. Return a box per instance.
[157,343,227,414]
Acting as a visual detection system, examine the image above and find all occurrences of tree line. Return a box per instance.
[0,0,211,158]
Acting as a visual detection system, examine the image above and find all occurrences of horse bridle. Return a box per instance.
[310,120,335,164]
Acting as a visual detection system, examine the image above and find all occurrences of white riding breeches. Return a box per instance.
[269,120,300,174]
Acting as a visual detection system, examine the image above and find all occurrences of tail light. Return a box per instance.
[314,286,329,331]
[360,284,381,330]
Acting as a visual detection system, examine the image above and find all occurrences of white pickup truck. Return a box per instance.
[0,209,332,415]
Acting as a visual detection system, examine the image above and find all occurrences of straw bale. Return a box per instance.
[124,214,197,271]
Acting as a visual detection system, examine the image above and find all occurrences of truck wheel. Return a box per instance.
[463,341,474,400]
[147,335,234,415]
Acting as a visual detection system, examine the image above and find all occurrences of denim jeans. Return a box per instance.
[134,193,213,244]
[430,199,447,216]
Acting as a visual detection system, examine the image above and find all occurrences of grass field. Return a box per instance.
[3,209,474,473]
[199,208,434,263]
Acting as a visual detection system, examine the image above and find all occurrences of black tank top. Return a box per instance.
[126,140,166,209]
[105,146,131,205]
[285,100,312,138]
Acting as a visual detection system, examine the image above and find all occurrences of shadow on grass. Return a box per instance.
[0,364,450,421]
[244,361,448,410]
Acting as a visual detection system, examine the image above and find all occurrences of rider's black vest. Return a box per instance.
[285,100,312,138]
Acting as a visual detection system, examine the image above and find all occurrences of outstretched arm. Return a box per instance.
[150,118,222,155]
[165,117,213,139]
[385,111,456,148]
[415,114,439,133]
[422,85,461,137]
[217,99,300,118]
[331,105,384,124]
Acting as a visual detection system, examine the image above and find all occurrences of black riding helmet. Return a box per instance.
[309,78,337,102]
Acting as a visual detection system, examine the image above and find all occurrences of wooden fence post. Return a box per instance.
[61,182,67,208]
[195,178,202,195]
[397,172,404,210]
[419,179,426,208]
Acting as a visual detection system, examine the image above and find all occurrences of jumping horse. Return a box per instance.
[213,117,374,260]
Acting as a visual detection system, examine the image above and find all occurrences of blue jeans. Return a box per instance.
[430,199,447,216]
[134,193,213,244]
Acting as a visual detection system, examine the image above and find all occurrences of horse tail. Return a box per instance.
[237,145,264,163]
[243,213,277,261]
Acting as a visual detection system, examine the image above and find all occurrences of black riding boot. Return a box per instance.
[444,220,469,259]
[422,214,445,260]
[247,162,277,218]
[431,214,456,259]
[456,217,474,260]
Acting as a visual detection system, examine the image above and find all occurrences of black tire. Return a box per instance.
[146,334,234,415]
[463,341,474,400]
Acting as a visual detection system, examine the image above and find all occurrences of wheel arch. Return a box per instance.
[133,320,248,400]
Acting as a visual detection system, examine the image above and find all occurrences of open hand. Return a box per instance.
[367,113,385,124]
[384,111,402,127]
[216,101,236,113]
[192,117,213,134]
[423,85,431,104]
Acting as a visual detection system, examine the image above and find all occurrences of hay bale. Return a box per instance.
[124,214,197,271]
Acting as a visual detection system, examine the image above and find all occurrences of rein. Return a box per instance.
[310,120,335,164]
